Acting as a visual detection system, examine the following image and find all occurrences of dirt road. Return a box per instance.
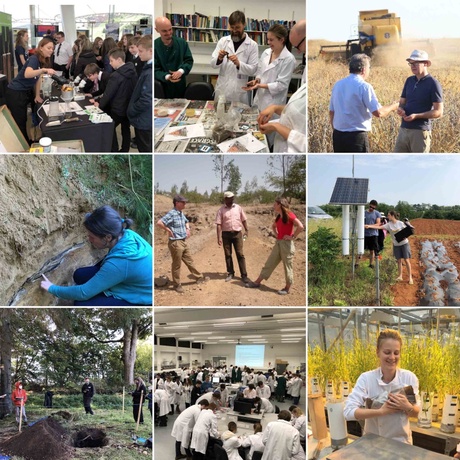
[391,219,460,306]
[154,195,306,307]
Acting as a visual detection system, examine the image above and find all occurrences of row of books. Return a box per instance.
[173,28,283,45]
[166,13,295,32]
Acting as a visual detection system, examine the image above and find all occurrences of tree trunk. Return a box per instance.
[123,319,139,385]
[0,312,13,416]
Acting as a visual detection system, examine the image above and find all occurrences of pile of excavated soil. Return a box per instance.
[0,155,105,306]
[0,417,72,460]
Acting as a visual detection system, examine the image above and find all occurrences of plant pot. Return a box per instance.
[440,395,458,433]
[417,391,433,428]
[431,393,439,422]
[326,401,348,449]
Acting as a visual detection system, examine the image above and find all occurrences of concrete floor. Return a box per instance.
[154,385,307,458]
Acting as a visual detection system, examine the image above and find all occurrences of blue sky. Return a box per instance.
[309,0,460,41]
[154,155,284,194]
[309,155,460,207]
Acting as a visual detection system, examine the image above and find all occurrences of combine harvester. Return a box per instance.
[319,9,433,61]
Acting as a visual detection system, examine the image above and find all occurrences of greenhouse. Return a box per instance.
[308,308,460,459]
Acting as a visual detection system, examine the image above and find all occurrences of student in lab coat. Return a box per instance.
[190,402,220,459]
[257,20,306,152]
[256,381,271,399]
[241,423,265,460]
[172,399,209,460]
[254,397,275,413]
[222,421,244,460]
[290,407,306,452]
[243,23,296,143]
[261,410,301,460]
[210,10,258,104]
[154,388,170,427]
[289,373,303,405]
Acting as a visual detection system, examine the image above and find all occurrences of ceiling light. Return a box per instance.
[279,328,305,332]
[240,335,263,338]
[281,334,304,338]
[191,332,212,335]
[214,322,245,327]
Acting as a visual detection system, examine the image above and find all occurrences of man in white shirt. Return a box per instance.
[191,403,220,459]
[53,31,73,78]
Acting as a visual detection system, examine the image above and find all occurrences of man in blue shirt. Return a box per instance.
[329,54,399,152]
[364,199,381,268]
[157,195,209,293]
[394,50,443,153]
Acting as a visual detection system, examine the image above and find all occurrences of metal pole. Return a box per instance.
[328,311,356,351]
[375,256,380,306]
[122,386,125,413]
[18,398,23,432]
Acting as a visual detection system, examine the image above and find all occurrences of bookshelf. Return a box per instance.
[166,12,296,46]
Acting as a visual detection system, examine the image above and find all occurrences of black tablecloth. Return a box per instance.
[39,91,113,152]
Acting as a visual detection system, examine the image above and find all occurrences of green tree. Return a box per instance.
[180,180,189,196]
[265,155,305,199]
[227,162,242,193]
[171,184,178,196]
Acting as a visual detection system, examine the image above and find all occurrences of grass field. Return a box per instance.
[0,394,151,460]
[308,218,398,306]
[308,38,460,153]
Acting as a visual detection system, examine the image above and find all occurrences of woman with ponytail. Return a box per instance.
[41,205,152,305]
[247,197,304,295]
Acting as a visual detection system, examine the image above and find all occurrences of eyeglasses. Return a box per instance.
[293,36,305,51]
[369,206,376,210]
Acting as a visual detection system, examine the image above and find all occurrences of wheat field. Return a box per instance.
[308,39,460,153]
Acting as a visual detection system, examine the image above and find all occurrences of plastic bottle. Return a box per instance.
[216,94,226,119]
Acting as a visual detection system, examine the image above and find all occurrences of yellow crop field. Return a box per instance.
[308,39,460,153]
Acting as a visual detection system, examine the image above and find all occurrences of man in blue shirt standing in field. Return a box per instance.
[395,50,443,153]
[329,53,399,152]
[157,195,209,293]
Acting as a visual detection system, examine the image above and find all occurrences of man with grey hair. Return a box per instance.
[329,53,399,152]
[394,49,443,153]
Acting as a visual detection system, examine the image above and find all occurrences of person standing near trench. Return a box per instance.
[82,377,95,415]
[12,381,27,424]
[156,195,209,294]
[215,191,251,284]
[132,376,147,424]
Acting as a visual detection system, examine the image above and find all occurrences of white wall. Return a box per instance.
[202,343,305,371]
[155,343,305,372]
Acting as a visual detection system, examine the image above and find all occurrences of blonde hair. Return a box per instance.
[377,329,402,350]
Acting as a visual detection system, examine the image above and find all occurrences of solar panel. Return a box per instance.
[329,177,369,205]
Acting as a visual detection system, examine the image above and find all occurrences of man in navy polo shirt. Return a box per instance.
[394,50,443,153]
[364,199,381,268]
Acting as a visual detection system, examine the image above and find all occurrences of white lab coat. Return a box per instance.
[292,415,306,441]
[267,376,275,393]
[259,398,274,413]
[256,385,271,399]
[289,377,303,398]
[171,404,202,448]
[241,432,265,460]
[164,380,174,404]
[154,377,164,390]
[261,419,301,460]
[211,34,259,104]
[253,47,296,111]
[190,409,219,454]
[154,389,170,417]
[273,83,306,153]
[183,384,192,404]
[242,372,248,386]
[172,381,182,405]
[243,388,257,399]
[222,430,244,460]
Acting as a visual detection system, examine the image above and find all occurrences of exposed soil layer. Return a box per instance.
[390,219,460,306]
[0,417,72,460]
[154,195,306,306]
[1,156,105,306]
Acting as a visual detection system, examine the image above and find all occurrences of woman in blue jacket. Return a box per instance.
[41,206,152,306]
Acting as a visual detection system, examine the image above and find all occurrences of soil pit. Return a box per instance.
[73,428,108,448]
[0,417,71,460]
